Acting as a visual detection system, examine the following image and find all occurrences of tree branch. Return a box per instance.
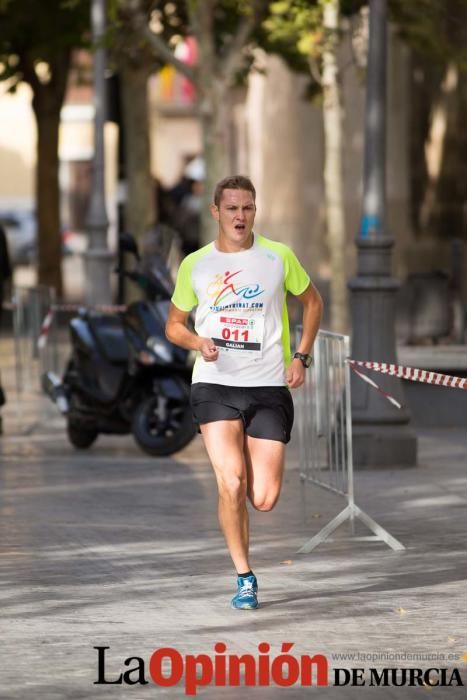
[219,0,269,85]
[121,0,197,84]
[141,22,197,82]
[50,48,71,106]
[308,54,323,87]
[18,51,42,93]
[186,0,215,87]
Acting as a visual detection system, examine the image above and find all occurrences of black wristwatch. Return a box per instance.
[293,352,313,368]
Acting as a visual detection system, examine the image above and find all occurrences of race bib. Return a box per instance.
[208,313,265,358]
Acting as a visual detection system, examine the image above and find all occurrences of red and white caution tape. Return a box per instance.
[37,310,54,350]
[347,361,403,409]
[347,359,467,410]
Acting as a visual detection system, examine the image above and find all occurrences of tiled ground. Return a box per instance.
[0,335,466,698]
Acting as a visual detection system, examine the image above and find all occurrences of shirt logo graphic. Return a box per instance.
[207,270,264,306]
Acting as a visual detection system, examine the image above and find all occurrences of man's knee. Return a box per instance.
[249,492,279,512]
[218,474,247,506]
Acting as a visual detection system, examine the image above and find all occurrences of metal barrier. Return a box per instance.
[12,286,59,394]
[295,328,404,553]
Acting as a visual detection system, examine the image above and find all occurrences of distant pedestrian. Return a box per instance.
[0,224,12,430]
[0,223,12,324]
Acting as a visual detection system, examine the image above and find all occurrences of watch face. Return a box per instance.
[295,353,312,367]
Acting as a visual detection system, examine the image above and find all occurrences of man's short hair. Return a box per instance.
[213,175,256,207]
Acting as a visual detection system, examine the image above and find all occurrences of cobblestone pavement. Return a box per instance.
[0,338,466,699]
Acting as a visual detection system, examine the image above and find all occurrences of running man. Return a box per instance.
[166,175,322,610]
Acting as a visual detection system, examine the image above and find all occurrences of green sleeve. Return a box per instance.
[171,257,198,311]
[284,247,310,296]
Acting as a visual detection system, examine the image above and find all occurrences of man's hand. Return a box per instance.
[198,337,219,362]
[165,306,219,362]
[285,358,306,388]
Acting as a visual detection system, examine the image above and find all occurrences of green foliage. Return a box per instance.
[111,1,370,91]
[210,0,263,55]
[110,1,189,47]
[0,0,90,88]
[256,1,319,75]
[111,1,290,86]
[256,1,364,84]
[139,0,266,53]
[258,0,467,83]
[258,0,467,93]
[389,0,467,69]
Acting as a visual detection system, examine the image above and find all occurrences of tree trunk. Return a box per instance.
[199,81,230,244]
[120,59,155,248]
[322,0,347,332]
[32,90,63,296]
[419,62,458,232]
[192,2,230,244]
[129,0,257,246]
[128,0,245,245]
[26,51,71,297]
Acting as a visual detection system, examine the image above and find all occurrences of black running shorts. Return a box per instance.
[190,383,294,444]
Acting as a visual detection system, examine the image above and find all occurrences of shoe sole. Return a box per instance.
[231,602,260,610]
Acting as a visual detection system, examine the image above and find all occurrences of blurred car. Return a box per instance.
[0,211,87,265]
[0,210,36,266]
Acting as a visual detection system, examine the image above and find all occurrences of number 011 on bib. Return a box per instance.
[209,313,265,358]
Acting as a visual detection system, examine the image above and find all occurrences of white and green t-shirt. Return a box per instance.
[171,234,310,387]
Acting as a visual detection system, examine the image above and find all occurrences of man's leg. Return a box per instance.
[199,419,251,574]
[244,436,286,511]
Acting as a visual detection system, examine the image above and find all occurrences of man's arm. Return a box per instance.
[165,304,219,362]
[285,281,323,389]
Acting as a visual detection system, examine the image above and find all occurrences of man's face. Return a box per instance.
[210,189,256,245]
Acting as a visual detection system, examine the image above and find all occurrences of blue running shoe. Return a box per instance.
[231,574,259,610]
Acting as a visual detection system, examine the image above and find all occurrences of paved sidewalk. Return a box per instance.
[0,354,466,698]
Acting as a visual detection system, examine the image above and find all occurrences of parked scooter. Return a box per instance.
[42,232,197,456]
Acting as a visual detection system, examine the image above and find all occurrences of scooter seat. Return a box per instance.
[88,314,129,363]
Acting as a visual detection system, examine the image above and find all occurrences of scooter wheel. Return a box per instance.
[67,421,98,449]
[131,395,197,457]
